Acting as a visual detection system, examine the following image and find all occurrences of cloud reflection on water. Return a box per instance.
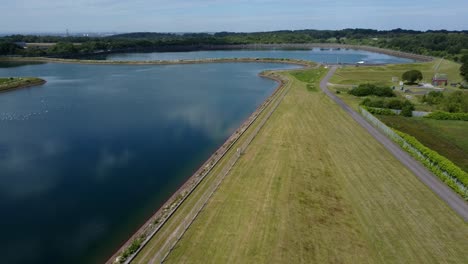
[0,139,67,199]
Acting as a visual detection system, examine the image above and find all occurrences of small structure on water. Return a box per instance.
[355,61,365,67]
[432,73,448,86]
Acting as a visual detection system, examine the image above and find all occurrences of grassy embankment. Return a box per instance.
[134,67,468,264]
[0,77,45,92]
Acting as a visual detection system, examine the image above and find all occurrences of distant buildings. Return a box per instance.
[13,42,27,48]
[432,73,448,86]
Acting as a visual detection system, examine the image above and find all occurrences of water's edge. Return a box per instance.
[0,57,313,67]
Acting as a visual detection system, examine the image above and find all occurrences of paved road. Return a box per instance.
[320,66,468,222]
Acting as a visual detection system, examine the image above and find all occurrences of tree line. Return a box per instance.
[1,28,467,62]
[460,55,468,82]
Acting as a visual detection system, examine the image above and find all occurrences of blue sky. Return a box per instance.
[2,0,467,33]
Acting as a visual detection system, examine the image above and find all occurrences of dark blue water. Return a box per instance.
[106,48,414,64]
[0,62,299,264]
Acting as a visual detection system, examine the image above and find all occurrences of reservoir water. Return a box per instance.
[0,62,301,264]
[0,50,413,264]
[107,48,414,64]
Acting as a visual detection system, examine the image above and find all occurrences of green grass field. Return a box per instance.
[330,59,462,86]
[328,59,467,112]
[134,67,468,264]
[377,115,468,172]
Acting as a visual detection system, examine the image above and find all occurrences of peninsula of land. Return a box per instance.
[0,77,46,92]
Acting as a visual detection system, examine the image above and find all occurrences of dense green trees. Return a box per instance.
[422,91,444,105]
[402,70,423,84]
[421,91,468,113]
[401,100,415,117]
[46,42,77,55]
[0,42,21,55]
[460,55,468,82]
[442,91,468,113]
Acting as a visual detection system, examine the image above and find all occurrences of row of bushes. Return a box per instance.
[361,98,414,110]
[349,83,395,97]
[394,130,468,199]
[361,98,415,117]
[117,237,144,263]
[361,105,396,115]
[424,111,468,121]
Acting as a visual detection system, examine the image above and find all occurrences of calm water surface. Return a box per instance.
[0,62,299,264]
[107,48,414,64]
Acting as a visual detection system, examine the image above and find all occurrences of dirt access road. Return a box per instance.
[321,66,468,221]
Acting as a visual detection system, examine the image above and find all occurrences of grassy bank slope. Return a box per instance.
[0,77,45,92]
[153,68,468,263]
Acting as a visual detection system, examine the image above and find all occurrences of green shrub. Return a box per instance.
[422,91,444,105]
[400,101,415,117]
[361,98,385,108]
[441,91,468,113]
[361,98,413,111]
[119,237,143,263]
[362,106,396,115]
[386,98,404,110]
[349,83,395,97]
[424,111,468,121]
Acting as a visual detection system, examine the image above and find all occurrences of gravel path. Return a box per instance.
[320,66,468,222]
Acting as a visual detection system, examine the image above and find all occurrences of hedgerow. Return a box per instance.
[117,237,144,263]
[349,83,395,97]
[394,130,468,199]
[361,105,396,115]
[424,111,468,121]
